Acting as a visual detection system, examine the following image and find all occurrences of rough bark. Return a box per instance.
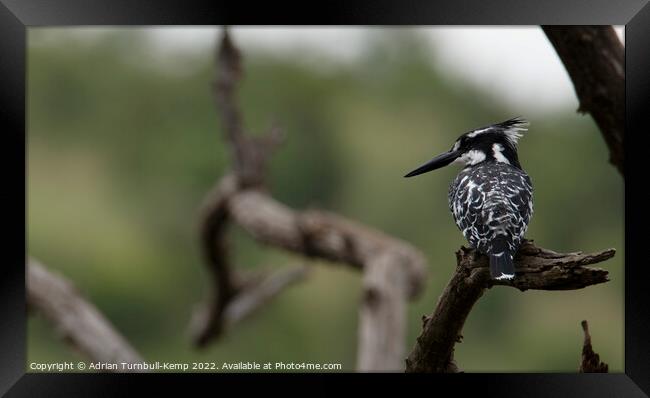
[405,240,614,373]
[543,26,624,175]
[27,259,144,371]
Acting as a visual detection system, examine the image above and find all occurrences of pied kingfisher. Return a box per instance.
[404,117,533,280]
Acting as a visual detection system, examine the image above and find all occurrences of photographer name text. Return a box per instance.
[29,361,342,372]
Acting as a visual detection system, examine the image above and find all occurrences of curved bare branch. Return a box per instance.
[543,26,624,175]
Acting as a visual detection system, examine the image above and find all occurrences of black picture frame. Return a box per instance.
[2,0,649,396]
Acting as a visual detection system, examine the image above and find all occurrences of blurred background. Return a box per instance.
[27,27,624,372]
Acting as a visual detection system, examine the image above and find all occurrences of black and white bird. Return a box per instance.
[404,117,533,280]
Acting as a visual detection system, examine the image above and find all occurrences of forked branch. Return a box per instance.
[191,29,428,371]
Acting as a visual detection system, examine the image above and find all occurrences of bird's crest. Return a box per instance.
[494,117,529,147]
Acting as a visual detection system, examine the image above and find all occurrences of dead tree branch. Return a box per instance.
[405,240,614,373]
[190,30,295,347]
[190,263,309,342]
[357,252,416,370]
[213,30,282,188]
[222,266,309,327]
[542,26,624,175]
[227,189,427,293]
[27,259,144,371]
[191,28,427,371]
[192,174,238,346]
[579,320,609,373]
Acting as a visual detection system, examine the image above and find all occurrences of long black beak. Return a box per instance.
[404,150,460,178]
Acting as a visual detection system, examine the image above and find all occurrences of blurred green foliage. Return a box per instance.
[27,28,623,372]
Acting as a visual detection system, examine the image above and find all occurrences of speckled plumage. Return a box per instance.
[449,162,533,262]
[405,117,533,280]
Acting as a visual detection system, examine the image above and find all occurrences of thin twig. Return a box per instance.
[191,265,309,343]
[579,320,609,372]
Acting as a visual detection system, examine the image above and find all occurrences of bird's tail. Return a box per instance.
[489,253,515,280]
[489,236,515,280]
